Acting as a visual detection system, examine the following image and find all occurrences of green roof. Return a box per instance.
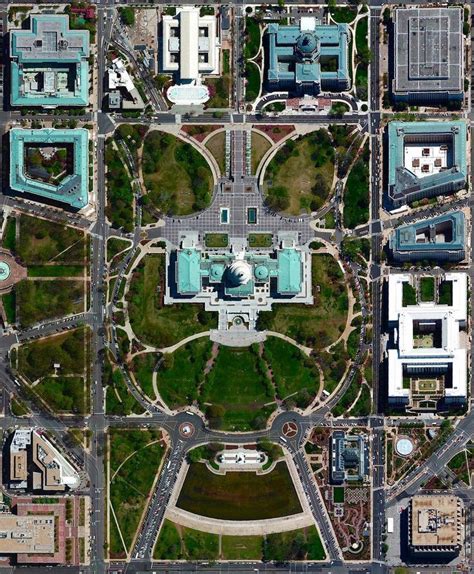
[277,249,302,294]
[177,249,201,294]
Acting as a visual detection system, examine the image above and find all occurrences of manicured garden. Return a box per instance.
[177,461,302,520]
[419,277,435,302]
[343,141,370,228]
[127,254,216,348]
[109,428,166,557]
[142,131,213,215]
[264,130,335,215]
[201,345,274,430]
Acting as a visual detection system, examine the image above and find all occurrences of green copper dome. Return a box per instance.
[254,265,269,281]
[296,32,318,57]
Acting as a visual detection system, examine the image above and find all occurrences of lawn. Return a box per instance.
[205,131,226,175]
[438,280,453,305]
[244,17,261,59]
[333,487,344,503]
[264,130,335,215]
[155,339,212,409]
[330,6,357,23]
[1,291,15,324]
[419,277,435,302]
[447,451,470,485]
[343,142,370,228]
[16,215,86,264]
[248,233,272,248]
[257,254,348,350]
[177,461,302,520]
[105,141,134,232]
[331,372,362,417]
[221,535,263,559]
[206,51,231,108]
[402,282,417,306]
[251,132,271,174]
[16,279,84,327]
[107,238,130,262]
[127,254,216,348]
[3,218,16,251]
[35,376,87,414]
[355,17,368,55]
[154,520,219,561]
[142,131,213,216]
[263,526,325,561]
[201,345,274,430]
[355,63,368,100]
[109,428,166,555]
[350,383,372,416]
[205,233,228,248]
[104,357,144,416]
[17,328,89,383]
[130,353,159,400]
[263,337,319,407]
[245,61,261,102]
[27,265,84,277]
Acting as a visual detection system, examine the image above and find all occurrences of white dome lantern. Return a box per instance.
[227,260,252,286]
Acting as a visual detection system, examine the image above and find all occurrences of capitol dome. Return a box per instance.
[227,260,252,286]
[296,32,319,58]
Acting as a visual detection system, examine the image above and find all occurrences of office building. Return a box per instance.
[161,7,220,105]
[392,7,464,104]
[388,212,465,263]
[265,19,350,95]
[10,15,90,107]
[387,121,467,208]
[9,128,89,209]
[409,495,463,554]
[387,273,467,409]
[329,431,369,484]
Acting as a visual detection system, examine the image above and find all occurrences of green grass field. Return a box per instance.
[419,277,435,302]
[105,141,134,233]
[244,17,261,59]
[245,61,261,102]
[155,339,212,409]
[201,345,274,430]
[263,337,319,407]
[16,279,84,328]
[109,429,165,555]
[154,522,324,561]
[154,520,219,560]
[27,265,84,277]
[264,130,334,215]
[142,131,213,216]
[130,353,159,400]
[104,357,144,416]
[35,376,87,414]
[16,215,86,264]
[257,254,348,350]
[127,254,216,348]
[17,328,89,383]
[177,461,302,520]
[343,142,370,228]
[107,238,130,262]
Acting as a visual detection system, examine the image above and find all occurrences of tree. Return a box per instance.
[118,7,135,26]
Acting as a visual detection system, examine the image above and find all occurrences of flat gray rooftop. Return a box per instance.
[394,7,463,94]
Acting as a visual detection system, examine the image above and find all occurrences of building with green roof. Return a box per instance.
[387,121,467,208]
[389,212,465,263]
[10,15,90,107]
[168,239,313,331]
[265,19,350,95]
[9,128,89,209]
